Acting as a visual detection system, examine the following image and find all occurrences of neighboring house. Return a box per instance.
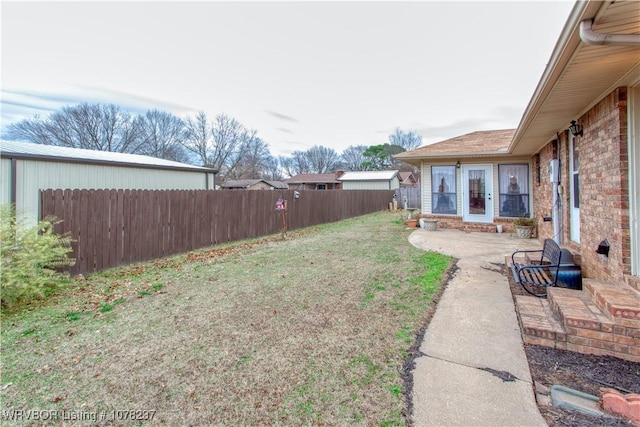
[338,170,400,190]
[286,172,343,190]
[399,171,419,187]
[0,140,217,226]
[220,179,288,190]
[396,0,640,362]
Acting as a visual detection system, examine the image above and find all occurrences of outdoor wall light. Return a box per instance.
[456,160,461,169]
[569,120,583,137]
[596,238,610,257]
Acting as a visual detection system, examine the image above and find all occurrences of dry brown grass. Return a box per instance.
[1,212,452,426]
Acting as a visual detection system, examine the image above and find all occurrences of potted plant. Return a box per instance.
[405,209,421,228]
[514,215,538,238]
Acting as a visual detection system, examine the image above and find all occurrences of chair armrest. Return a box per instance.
[511,249,543,265]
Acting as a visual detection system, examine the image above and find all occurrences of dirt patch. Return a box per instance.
[505,263,640,426]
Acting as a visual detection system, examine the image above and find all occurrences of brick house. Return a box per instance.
[396,0,639,361]
[285,172,343,190]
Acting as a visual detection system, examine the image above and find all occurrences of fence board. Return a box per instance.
[41,189,394,275]
[396,187,421,209]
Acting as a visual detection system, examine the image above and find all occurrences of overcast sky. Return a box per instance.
[1,1,575,157]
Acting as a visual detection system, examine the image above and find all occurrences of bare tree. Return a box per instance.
[389,127,423,151]
[305,145,341,174]
[137,109,188,162]
[263,156,283,181]
[341,145,368,171]
[279,151,311,177]
[182,112,263,177]
[209,113,250,177]
[225,132,273,180]
[2,115,49,144]
[182,111,211,165]
[3,103,143,153]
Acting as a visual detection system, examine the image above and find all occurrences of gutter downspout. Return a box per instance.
[579,19,640,46]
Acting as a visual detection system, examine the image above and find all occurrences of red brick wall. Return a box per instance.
[421,214,520,233]
[579,88,629,279]
[534,87,630,281]
[533,141,558,242]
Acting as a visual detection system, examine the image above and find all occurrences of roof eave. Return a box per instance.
[508,0,603,155]
[395,150,512,161]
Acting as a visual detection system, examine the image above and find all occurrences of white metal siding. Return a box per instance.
[13,159,210,226]
[342,178,399,190]
[391,176,399,189]
[0,158,11,206]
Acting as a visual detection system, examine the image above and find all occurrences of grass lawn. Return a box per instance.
[1,211,453,426]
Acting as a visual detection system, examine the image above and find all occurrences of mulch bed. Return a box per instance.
[504,262,640,426]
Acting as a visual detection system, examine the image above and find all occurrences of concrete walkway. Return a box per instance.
[408,228,547,427]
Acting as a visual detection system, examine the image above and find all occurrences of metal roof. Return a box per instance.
[338,170,399,181]
[0,140,216,173]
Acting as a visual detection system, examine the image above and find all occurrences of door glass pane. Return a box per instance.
[468,170,485,215]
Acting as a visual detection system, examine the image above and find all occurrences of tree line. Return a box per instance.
[2,103,422,182]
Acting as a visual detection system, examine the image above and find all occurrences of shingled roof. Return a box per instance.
[286,173,341,184]
[394,129,516,164]
[221,179,288,189]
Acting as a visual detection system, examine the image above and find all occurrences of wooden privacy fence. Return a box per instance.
[41,189,395,275]
[396,187,421,209]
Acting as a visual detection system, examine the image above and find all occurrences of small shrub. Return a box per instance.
[514,215,538,227]
[0,205,75,307]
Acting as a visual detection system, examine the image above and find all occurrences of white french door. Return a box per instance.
[462,165,493,223]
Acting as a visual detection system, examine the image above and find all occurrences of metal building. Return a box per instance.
[338,170,400,190]
[0,140,217,226]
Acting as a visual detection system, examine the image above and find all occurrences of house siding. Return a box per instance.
[0,158,12,206]
[534,87,630,281]
[420,158,531,231]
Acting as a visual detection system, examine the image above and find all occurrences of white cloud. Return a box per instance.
[1,1,575,156]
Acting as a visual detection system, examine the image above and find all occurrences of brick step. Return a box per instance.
[548,287,614,333]
[583,279,640,326]
[625,275,640,292]
[515,295,567,349]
